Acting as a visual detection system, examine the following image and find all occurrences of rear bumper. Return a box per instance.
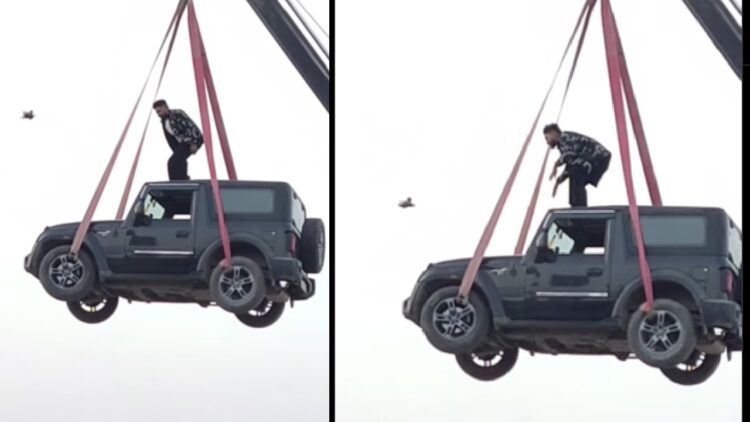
[270,257,314,299]
[701,299,742,350]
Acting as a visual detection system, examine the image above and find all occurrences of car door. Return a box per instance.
[121,185,197,275]
[523,212,614,321]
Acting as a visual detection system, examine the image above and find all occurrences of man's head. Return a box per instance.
[153,99,170,119]
[543,123,562,146]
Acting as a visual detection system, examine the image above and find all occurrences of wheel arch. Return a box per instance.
[35,236,107,278]
[411,274,507,325]
[197,234,274,276]
[612,270,706,327]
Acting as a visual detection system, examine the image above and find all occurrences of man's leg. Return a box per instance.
[567,165,588,207]
[167,148,190,181]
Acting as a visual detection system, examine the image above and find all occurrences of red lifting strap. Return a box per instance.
[196,19,238,181]
[116,0,187,220]
[514,0,596,256]
[70,0,188,256]
[457,0,594,300]
[611,13,662,206]
[601,0,654,311]
[187,0,233,267]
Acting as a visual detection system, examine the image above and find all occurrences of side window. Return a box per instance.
[140,189,194,221]
[545,218,609,256]
[221,188,275,214]
[640,215,707,247]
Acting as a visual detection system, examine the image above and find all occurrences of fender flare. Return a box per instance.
[197,233,274,273]
[413,271,508,322]
[37,234,110,276]
[611,269,707,320]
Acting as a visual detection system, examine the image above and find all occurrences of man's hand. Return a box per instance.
[549,165,558,181]
[190,144,198,154]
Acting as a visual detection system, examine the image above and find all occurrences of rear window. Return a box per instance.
[728,219,742,268]
[220,188,275,214]
[640,215,707,247]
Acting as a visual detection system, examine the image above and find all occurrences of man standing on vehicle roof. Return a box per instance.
[153,99,204,181]
[543,123,611,207]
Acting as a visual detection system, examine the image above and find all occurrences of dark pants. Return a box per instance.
[568,167,588,207]
[168,146,191,181]
[566,155,611,207]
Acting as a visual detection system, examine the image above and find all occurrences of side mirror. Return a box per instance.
[534,245,558,263]
[134,212,152,227]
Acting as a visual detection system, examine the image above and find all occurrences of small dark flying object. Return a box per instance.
[398,197,415,208]
[21,110,34,120]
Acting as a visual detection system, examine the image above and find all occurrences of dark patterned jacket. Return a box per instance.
[161,109,204,153]
[555,131,610,168]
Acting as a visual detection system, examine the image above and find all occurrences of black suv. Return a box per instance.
[403,206,742,385]
[25,180,325,328]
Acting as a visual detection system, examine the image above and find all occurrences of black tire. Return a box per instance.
[66,296,119,324]
[627,299,697,368]
[455,348,519,381]
[235,299,286,328]
[299,218,325,274]
[660,350,721,386]
[39,246,97,302]
[209,256,267,314]
[419,286,491,354]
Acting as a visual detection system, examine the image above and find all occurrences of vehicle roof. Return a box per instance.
[548,205,728,214]
[144,180,294,190]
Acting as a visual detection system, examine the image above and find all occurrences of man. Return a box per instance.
[543,123,611,207]
[152,99,204,181]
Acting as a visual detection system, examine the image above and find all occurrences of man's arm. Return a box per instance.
[171,110,204,146]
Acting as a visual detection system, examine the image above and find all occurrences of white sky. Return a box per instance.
[335,1,741,421]
[0,1,328,421]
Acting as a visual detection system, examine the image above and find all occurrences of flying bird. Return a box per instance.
[21,110,34,120]
[398,197,415,208]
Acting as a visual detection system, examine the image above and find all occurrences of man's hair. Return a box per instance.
[152,99,168,109]
[543,123,561,135]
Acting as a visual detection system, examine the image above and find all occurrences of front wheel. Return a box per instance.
[39,246,97,302]
[660,350,721,386]
[627,299,697,368]
[455,348,519,381]
[209,257,267,314]
[67,296,118,324]
[235,299,286,328]
[419,286,490,354]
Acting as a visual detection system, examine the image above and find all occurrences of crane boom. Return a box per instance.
[245,0,329,112]
[682,0,741,79]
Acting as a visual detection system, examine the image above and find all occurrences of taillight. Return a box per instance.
[287,233,299,255]
[721,268,736,295]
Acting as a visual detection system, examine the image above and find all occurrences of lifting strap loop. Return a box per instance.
[70,0,189,256]
[457,0,594,300]
[514,0,596,256]
[116,0,188,220]
[187,0,233,267]
[601,0,654,311]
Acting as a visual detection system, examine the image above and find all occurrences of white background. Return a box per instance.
[335,0,741,421]
[0,0,328,421]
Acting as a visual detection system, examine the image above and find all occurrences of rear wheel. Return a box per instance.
[627,299,696,368]
[67,296,118,324]
[455,348,519,381]
[299,218,325,274]
[235,299,286,328]
[39,246,97,302]
[660,350,721,386]
[209,257,267,314]
[419,286,490,354]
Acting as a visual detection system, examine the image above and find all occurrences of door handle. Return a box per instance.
[176,230,190,238]
[587,268,604,276]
